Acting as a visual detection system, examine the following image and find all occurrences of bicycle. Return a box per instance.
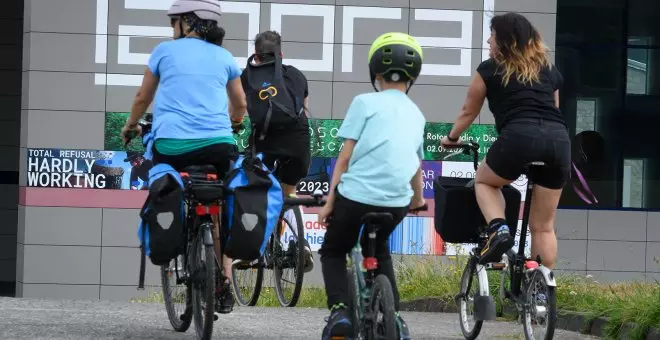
[228,123,327,307]
[444,142,557,340]
[231,189,326,307]
[346,204,428,340]
[130,116,228,340]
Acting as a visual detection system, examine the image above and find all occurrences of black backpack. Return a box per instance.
[244,52,303,140]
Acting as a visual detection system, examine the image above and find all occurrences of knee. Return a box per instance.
[530,221,554,234]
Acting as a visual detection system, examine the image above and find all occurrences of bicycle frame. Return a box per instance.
[348,222,379,329]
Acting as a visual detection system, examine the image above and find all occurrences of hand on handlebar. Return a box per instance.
[231,120,244,134]
[440,135,462,148]
[121,123,142,147]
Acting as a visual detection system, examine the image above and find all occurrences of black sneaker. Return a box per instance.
[321,303,353,340]
[215,281,234,314]
[479,225,514,264]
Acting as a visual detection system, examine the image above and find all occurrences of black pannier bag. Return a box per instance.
[433,176,521,244]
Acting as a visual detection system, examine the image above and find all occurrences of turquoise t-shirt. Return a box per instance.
[337,89,426,207]
[147,37,241,141]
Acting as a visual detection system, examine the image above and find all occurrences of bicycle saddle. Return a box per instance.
[361,212,394,225]
[181,165,217,175]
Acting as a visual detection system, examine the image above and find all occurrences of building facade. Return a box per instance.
[0,0,657,301]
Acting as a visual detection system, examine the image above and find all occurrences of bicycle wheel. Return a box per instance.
[273,206,305,307]
[346,266,361,338]
[161,255,192,332]
[458,259,483,340]
[368,275,397,340]
[231,257,264,306]
[191,225,216,340]
[523,270,557,340]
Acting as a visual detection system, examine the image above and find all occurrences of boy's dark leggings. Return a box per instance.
[319,191,408,311]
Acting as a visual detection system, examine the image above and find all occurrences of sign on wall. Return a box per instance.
[94,0,495,87]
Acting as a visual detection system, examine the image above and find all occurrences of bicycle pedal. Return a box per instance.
[485,262,506,270]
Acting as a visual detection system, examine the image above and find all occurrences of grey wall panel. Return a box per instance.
[22,206,102,247]
[555,209,589,240]
[101,209,141,248]
[281,42,334,81]
[410,0,486,11]
[23,71,106,112]
[556,239,587,271]
[25,0,99,34]
[408,9,483,51]
[308,81,333,119]
[587,240,646,272]
[106,86,153,114]
[105,35,168,76]
[647,212,660,242]
[100,247,160,286]
[21,245,101,285]
[18,283,99,300]
[331,82,373,119]
[262,0,334,4]
[587,210,647,242]
[646,242,660,273]
[333,6,410,45]
[22,110,105,150]
[25,33,106,73]
[337,0,409,7]
[496,0,558,14]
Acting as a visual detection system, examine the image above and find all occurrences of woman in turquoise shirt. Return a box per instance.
[120,0,247,314]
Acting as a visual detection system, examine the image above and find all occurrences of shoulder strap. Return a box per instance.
[571,162,598,205]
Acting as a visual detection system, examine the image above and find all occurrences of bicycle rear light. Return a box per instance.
[363,257,378,270]
[195,204,220,216]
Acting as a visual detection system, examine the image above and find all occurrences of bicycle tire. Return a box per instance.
[458,260,483,340]
[369,275,397,340]
[346,266,360,338]
[231,257,264,306]
[523,271,557,340]
[161,257,192,332]
[191,226,216,340]
[273,205,305,307]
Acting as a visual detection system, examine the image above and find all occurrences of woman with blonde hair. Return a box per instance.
[442,12,570,269]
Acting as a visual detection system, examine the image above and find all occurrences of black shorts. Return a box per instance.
[152,142,239,178]
[486,118,571,189]
[262,153,310,186]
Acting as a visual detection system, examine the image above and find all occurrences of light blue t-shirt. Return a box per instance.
[148,38,241,140]
[337,89,426,207]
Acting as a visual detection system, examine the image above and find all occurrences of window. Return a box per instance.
[575,98,597,134]
[622,159,645,208]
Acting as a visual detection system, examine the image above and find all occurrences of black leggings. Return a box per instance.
[319,191,408,310]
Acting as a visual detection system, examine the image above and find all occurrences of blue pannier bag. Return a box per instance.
[223,152,283,261]
[137,163,185,289]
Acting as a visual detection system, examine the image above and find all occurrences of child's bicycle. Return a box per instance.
[346,204,428,340]
[444,142,557,340]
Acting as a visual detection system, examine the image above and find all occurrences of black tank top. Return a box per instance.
[476,58,566,133]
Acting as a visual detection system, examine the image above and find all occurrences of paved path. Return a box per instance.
[0,297,597,339]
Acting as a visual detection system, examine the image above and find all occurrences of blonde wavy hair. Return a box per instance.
[490,12,552,87]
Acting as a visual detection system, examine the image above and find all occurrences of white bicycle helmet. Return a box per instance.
[167,0,222,23]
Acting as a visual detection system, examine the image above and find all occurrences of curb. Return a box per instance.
[399,298,660,339]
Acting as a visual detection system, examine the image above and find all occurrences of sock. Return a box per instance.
[487,218,509,234]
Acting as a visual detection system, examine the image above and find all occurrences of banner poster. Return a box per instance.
[26,149,152,190]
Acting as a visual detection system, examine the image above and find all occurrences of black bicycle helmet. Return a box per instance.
[368,32,424,93]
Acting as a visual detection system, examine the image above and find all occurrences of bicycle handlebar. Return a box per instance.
[283,190,326,207]
[409,203,428,213]
[442,141,480,171]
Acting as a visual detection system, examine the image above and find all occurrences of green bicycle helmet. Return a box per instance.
[368,32,424,93]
